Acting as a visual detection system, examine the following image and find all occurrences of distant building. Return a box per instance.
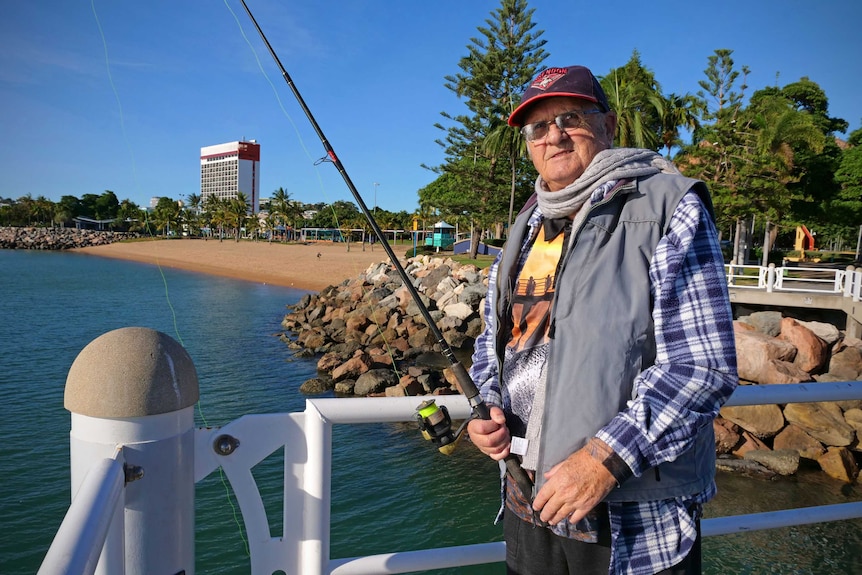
[200,140,260,213]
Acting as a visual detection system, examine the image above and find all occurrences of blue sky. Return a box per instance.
[2,1,860,214]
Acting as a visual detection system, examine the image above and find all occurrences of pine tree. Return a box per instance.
[422,0,546,257]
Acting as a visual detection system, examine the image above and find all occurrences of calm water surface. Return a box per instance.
[1,249,860,574]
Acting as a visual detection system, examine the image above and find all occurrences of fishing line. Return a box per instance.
[236,0,536,503]
[90,0,250,555]
[223,0,403,374]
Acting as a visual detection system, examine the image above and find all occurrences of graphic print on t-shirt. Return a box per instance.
[507,224,567,353]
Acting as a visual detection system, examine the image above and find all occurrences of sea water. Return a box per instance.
[1,249,860,574]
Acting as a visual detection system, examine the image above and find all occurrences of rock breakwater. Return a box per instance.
[281,256,487,398]
[718,311,862,483]
[0,226,139,249]
[281,259,862,483]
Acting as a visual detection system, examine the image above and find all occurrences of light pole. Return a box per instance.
[373,182,379,212]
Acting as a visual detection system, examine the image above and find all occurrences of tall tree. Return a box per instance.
[151,197,181,237]
[270,187,299,241]
[656,93,703,158]
[678,49,751,237]
[600,51,663,150]
[94,190,119,220]
[427,0,546,256]
[183,194,202,237]
[830,126,862,234]
[117,199,144,232]
[228,192,250,242]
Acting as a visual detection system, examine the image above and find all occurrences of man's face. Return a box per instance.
[523,96,617,192]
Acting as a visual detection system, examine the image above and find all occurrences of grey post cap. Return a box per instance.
[65,327,200,418]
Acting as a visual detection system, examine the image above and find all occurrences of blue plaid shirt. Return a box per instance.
[469,182,738,574]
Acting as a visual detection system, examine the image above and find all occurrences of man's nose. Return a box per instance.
[545,122,570,144]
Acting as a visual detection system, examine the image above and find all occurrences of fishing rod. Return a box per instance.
[238,0,534,502]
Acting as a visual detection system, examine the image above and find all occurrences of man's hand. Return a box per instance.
[532,438,618,525]
[466,406,511,461]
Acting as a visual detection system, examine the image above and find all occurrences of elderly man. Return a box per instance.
[467,65,738,575]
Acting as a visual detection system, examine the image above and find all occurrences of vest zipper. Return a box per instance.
[546,182,633,339]
[537,182,634,485]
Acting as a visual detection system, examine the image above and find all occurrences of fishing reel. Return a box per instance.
[415,399,468,456]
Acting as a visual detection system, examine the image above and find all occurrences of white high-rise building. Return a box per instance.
[200,140,260,213]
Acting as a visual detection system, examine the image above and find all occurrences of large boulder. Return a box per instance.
[354,368,400,396]
[818,447,859,483]
[738,311,783,336]
[773,424,826,460]
[778,317,828,374]
[783,402,856,447]
[720,404,785,438]
[744,449,800,476]
[733,322,798,383]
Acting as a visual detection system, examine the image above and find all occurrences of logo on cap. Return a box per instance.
[531,67,568,91]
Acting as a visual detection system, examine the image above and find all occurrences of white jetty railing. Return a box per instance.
[40,327,862,575]
[725,263,862,299]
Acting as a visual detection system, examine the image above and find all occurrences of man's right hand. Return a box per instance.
[466,406,511,461]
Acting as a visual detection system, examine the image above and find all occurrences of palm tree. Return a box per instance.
[228,192,250,242]
[601,70,661,150]
[117,199,144,232]
[204,196,228,241]
[264,211,279,243]
[657,93,703,158]
[151,197,182,237]
[183,193,202,237]
[483,116,528,231]
[270,187,292,242]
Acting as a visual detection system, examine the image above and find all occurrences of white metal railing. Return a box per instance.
[725,263,862,299]
[42,382,862,575]
[39,452,125,575]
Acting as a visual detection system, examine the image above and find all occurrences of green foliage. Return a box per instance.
[424,0,546,254]
[831,145,862,227]
[307,200,360,229]
[600,51,663,150]
[405,245,438,258]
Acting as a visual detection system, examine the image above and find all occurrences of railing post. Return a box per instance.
[766,264,775,293]
[64,327,200,575]
[854,269,862,303]
[303,401,331,575]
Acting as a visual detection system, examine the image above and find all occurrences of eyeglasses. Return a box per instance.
[520,109,604,142]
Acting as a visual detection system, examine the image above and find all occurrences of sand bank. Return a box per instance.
[73,239,395,291]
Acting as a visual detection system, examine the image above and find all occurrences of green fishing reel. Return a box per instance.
[415,399,467,455]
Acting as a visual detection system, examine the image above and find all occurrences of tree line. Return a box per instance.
[419,0,862,259]
[0,187,417,244]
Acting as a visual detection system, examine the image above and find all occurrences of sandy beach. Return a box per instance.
[73,239,396,291]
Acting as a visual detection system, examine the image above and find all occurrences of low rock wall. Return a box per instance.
[0,226,139,249]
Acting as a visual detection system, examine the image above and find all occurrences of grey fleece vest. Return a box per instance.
[495,173,716,502]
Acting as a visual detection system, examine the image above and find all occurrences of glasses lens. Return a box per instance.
[557,111,583,130]
[522,120,549,142]
[522,110,600,141]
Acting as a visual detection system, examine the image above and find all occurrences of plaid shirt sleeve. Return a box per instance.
[468,249,504,408]
[595,189,738,478]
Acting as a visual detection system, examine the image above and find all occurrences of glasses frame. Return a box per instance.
[520,109,604,143]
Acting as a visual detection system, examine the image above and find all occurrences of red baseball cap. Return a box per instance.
[508,65,610,127]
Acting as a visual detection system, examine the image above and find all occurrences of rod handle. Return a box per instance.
[450,363,535,502]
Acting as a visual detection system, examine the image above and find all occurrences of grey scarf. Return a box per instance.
[535,147,680,220]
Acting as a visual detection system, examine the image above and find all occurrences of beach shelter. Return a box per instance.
[425,221,455,249]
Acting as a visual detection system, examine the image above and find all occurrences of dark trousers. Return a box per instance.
[504,512,702,575]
